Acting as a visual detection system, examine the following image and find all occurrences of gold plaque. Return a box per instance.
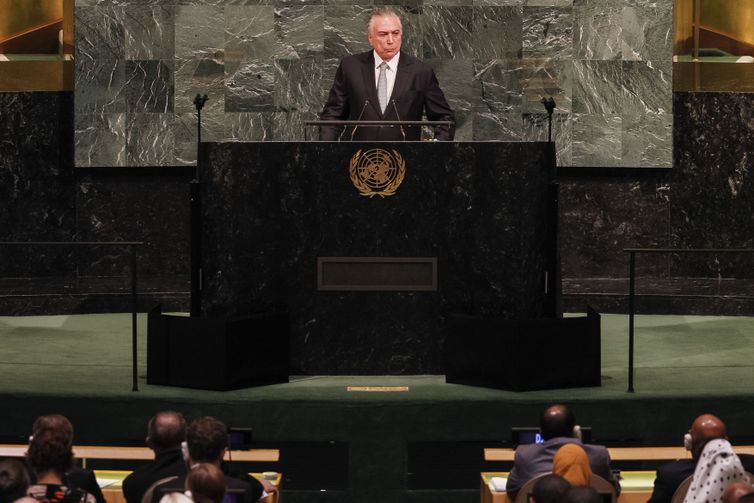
[348,148,406,198]
[346,386,410,392]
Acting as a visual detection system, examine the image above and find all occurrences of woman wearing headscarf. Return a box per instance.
[683,438,749,503]
[553,444,593,487]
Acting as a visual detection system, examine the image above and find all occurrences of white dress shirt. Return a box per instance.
[373,50,400,103]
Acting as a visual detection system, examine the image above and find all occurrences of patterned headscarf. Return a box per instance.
[553,444,593,487]
[684,438,749,503]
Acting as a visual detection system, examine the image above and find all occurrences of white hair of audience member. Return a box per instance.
[684,438,750,503]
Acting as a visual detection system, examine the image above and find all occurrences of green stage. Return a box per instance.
[1,313,754,503]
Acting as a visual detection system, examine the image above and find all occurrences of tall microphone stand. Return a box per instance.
[541,97,556,143]
[190,94,208,317]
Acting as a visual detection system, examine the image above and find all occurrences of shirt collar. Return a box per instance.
[374,50,400,69]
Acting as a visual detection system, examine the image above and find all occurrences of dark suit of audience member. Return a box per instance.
[506,405,620,498]
[122,412,188,503]
[648,414,754,503]
[319,8,454,141]
[150,417,268,503]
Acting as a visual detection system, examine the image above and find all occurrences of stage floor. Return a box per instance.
[2,313,754,503]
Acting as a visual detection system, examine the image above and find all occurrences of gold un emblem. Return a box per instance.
[349,148,406,198]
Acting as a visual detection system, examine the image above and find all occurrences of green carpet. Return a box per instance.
[2,313,753,399]
[2,313,754,503]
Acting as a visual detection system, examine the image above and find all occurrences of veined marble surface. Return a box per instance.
[74,0,673,167]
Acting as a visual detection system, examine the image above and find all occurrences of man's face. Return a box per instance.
[368,15,402,62]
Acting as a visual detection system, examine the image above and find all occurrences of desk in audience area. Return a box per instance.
[481,472,655,503]
[96,471,282,503]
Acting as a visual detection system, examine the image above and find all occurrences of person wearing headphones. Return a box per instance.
[506,404,619,498]
[648,414,754,503]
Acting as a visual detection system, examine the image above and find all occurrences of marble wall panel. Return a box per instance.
[572,60,623,114]
[75,58,126,114]
[225,60,276,111]
[75,6,125,61]
[74,0,673,167]
[472,112,523,140]
[124,6,175,60]
[225,112,273,141]
[622,59,672,114]
[125,113,175,166]
[621,5,672,62]
[472,6,523,59]
[521,59,572,112]
[225,7,278,62]
[472,59,523,113]
[323,6,372,60]
[124,60,174,113]
[274,56,327,113]
[418,7,475,59]
[522,6,573,60]
[573,6,622,60]
[572,113,621,166]
[621,112,672,167]
[276,6,325,59]
[75,113,127,167]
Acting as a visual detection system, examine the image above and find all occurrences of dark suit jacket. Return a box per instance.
[122,448,187,503]
[647,453,754,503]
[320,50,455,141]
[505,437,620,498]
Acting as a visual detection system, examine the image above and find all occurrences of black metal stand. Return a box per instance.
[190,94,208,318]
[541,97,556,143]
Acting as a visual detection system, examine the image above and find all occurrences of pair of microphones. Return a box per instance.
[337,99,406,141]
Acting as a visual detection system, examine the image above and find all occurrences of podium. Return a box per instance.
[195,141,558,375]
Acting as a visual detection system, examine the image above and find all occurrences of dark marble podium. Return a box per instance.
[199,141,555,374]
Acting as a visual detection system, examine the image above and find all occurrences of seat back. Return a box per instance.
[671,475,693,503]
[590,474,617,503]
[140,475,180,503]
[514,474,548,503]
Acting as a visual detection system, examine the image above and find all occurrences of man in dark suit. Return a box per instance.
[506,405,620,498]
[320,7,455,142]
[648,414,754,503]
[122,411,187,503]
[150,417,275,503]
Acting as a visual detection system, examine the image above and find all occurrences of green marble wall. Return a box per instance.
[73,0,673,167]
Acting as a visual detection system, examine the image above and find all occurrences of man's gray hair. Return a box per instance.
[367,7,402,33]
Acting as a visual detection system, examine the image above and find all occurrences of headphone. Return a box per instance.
[573,425,582,441]
[181,441,190,463]
[684,433,693,451]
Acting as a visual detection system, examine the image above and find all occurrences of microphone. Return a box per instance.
[348,100,370,141]
[391,99,406,141]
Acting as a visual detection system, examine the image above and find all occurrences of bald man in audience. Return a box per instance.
[647,414,754,503]
[506,404,619,498]
[723,482,754,503]
[122,411,188,503]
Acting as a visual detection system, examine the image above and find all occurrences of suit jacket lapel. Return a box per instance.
[360,51,383,117]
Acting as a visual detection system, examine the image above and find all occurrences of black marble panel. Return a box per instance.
[75,176,191,279]
[0,92,76,277]
[200,142,555,374]
[670,92,754,278]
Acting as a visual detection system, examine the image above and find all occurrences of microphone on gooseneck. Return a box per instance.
[349,100,370,141]
[391,99,406,142]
